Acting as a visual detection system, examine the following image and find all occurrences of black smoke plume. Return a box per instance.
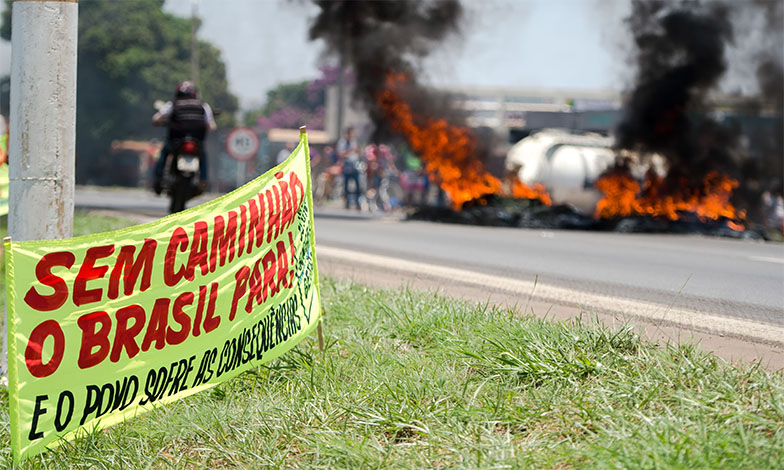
[750,0,783,196]
[308,0,468,138]
[617,0,784,218]
[752,0,784,107]
[616,0,738,184]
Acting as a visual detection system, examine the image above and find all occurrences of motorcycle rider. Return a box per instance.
[152,81,217,195]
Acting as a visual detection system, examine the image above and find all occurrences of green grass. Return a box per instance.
[1,280,782,468]
[1,212,783,468]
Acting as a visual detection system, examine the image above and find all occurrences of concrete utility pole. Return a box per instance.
[2,0,78,379]
[190,0,199,87]
[335,33,345,140]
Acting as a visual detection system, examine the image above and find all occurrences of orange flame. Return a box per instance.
[378,73,550,208]
[594,167,642,219]
[512,178,552,206]
[594,167,745,230]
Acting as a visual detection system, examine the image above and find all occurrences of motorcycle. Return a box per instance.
[164,136,203,213]
[153,100,207,213]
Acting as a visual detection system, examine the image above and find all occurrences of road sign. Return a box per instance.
[225,127,260,162]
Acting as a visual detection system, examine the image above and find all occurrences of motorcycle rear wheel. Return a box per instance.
[170,175,191,213]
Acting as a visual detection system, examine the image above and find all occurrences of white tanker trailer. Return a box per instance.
[505,129,618,214]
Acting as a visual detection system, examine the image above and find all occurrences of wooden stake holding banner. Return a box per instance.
[300,125,326,354]
[318,316,325,353]
[1,236,9,382]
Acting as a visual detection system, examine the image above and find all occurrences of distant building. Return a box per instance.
[326,83,780,154]
[445,86,623,140]
[325,84,625,143]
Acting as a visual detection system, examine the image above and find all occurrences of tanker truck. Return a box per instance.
[505,129,618,214]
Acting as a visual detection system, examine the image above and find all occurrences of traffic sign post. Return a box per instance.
[226,127,260,162]
[226,127,259,188]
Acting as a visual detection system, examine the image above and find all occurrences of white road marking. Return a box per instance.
[317,245,784,346]
[749,256,784,265]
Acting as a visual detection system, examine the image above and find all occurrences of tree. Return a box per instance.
[252,80,324,132]
[1,0,238,184]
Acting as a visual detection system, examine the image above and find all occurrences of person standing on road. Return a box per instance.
[276,141,296,166]
[152,81,217,194]
[762,185,784,234]
[338,127,362,210]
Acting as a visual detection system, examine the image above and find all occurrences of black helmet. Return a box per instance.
[175,81,197,98]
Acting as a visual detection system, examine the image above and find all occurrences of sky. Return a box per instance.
[163,0,632,108]
[0,0,772,109]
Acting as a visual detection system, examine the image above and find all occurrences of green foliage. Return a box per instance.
[242,107,265,127]
[262,80,319,116]
[1,0,238,184]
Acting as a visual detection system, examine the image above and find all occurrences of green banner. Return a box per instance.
[5,132,322,461]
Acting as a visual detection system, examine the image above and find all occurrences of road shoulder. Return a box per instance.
[318,246,784,372]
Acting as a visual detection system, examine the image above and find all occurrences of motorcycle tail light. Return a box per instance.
[182,141,197,154]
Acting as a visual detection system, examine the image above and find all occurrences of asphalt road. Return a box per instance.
[75,185,209,218]
[75,187,784,328]
[314,212,784,326]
